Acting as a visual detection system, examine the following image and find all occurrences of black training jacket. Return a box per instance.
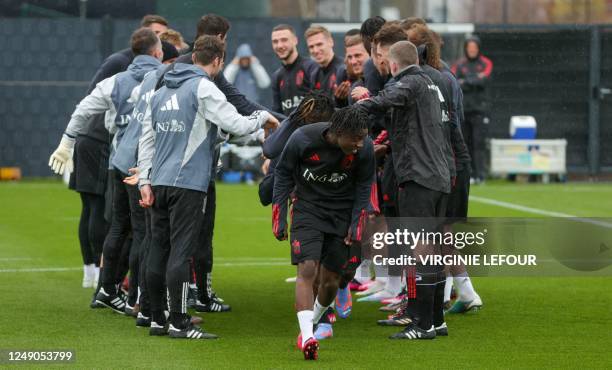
[271,55,318,116]
[358,65,451,194]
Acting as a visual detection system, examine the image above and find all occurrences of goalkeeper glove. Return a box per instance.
[48,135,75,175]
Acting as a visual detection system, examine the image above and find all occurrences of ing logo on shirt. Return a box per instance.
[302,168,348,184]
[281,96,304,111]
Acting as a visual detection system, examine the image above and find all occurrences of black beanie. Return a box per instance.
[161,41,179,62]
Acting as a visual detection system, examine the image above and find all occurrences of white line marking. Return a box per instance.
[0,257,33,261]
[470,195,612,229]
[0,267,82,273]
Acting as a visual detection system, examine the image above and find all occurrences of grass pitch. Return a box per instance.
[0,180,611,369]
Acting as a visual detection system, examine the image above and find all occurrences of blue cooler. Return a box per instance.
[510,116,537,139]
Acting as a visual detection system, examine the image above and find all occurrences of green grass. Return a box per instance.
[0,180,611,369]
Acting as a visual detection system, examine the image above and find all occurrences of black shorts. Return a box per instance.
[69,135,109,195]
[397,181,448,218]
[446,167,470,220]
[289,205,352,274]
[344,243,362,272]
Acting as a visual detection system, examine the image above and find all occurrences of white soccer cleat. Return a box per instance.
[355,280,385,296]
[356,289,397,302]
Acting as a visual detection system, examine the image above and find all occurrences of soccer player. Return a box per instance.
[272,106,377,359]
[343,35,370,105]
[270,24,318,116]
[138,35,278,339]
[407,24,482,315]
[305,26,349,107]
[259,92,335,206]
[49,28,165,314]
[357,40,451,340]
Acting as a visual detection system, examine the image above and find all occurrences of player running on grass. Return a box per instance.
[272,106,377,360]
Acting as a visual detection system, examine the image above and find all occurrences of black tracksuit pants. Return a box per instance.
[397,181,447,330]
[147,185,206,316]
[194,181,216,301]
[78,192,107,266]
[463,112,488,181]
[100,169,146,300]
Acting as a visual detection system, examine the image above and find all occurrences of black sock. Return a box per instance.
[432,271,446,327]
[415,271,440,330]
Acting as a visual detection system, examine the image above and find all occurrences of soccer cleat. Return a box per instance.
[95,287,126,314]
[379,300,403,312]
[136,312,151,327]
[435,322,448,336]
[389,323,436,340]
[194,296,231,313]
[314,323,333,340]
[124,302,138,317]
[210,291,225,303]
[168,323,218,340]
[357,289,397,302]
[356,279,377,292]
[302,337,319,360]
[149,321,168,336]
[446,295,482,314]
[296,333,303,350]
[335,287,352,319]
[377,301,413,326]
[348,279,362,291]
[90,294,104,309]
[355,280,385,296]
[381,293,405,306]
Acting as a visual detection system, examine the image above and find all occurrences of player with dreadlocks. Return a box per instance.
[272,106,378,360]
[259,91,335,206]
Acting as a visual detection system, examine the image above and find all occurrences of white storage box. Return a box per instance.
[490,139,567,175]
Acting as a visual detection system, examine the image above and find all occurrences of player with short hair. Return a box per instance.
[272,106,377,359]
[305,25,349,106]
[358,40,451,340]
[270,24,318,116]
[138,35,278,339]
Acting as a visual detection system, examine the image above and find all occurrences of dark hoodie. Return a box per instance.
[451,36,493,113]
